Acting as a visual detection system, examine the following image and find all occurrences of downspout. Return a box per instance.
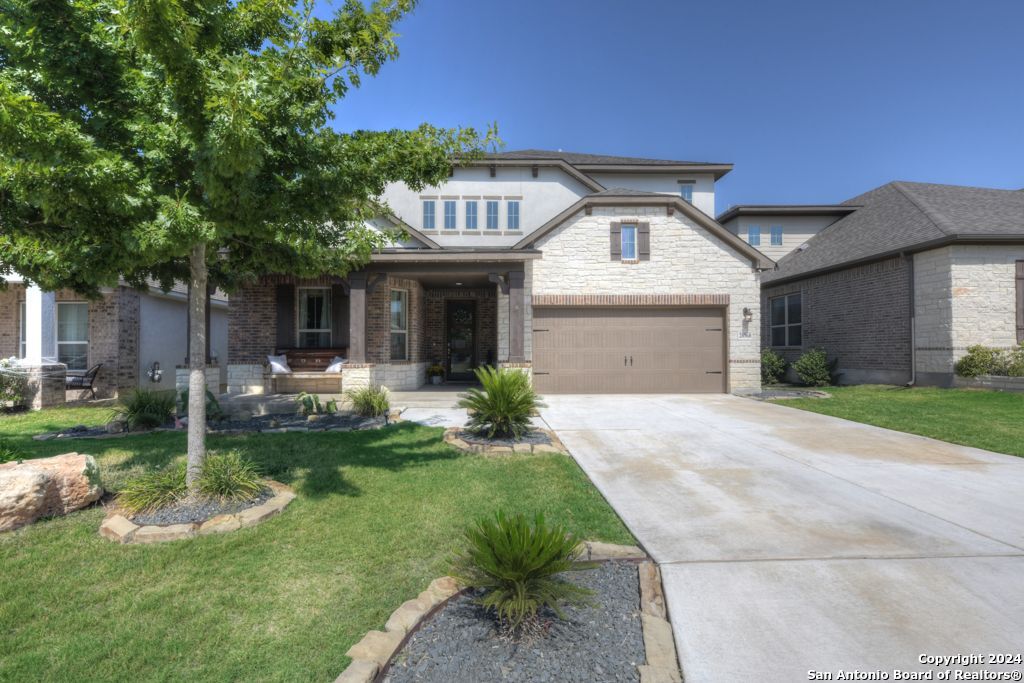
[905,252,916,387]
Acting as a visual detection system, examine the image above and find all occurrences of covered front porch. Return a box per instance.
[225,253,534,395]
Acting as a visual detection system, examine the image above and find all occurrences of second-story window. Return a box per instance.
[747,225,761,246]
[620,224,638,260]
[770,225,783,246]
[486,201,499,230]
[678,181,694,203]
[422,200,436,230]
[443,200,457,230]
[507,201,520,230]
[465,201,478,229]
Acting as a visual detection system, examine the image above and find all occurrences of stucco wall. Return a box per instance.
[722,214,841,261]
[585,172,716,216]
[531,206,762,391]
[139,293,228,392]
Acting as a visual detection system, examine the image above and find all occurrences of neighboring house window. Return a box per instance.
[747,225,761,246]
[390,290,408,361]
[56,302,89,370]
[443,200,457,230]
[486,201,499,229]
[770,293,802,347]
[18,301,26,358]
[770,225,783,246]
[621,224,638,260]
[678,181,694,203]
[422,200,436,230]
[507,201,520,230]
[465,201,478,229]
[298,288,331,348]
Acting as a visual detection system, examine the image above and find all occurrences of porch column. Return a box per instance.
[24,284,57,363]
[508,271,525,362]
[348,272,367,363]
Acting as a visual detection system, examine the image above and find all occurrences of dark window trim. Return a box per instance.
[769,292,802,348]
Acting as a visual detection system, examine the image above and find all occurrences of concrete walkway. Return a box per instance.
[541,394,1024,682]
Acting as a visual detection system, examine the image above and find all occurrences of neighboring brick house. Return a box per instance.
[226,150,772,395]
[2,275,229,404]
[720,182,1024,386]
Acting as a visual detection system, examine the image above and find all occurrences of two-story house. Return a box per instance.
[225,150,773,395]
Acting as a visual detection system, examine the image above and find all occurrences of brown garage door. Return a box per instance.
[532,307,726,394]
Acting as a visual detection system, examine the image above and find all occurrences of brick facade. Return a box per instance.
[762,256,912,384]
[424,287,498,368]
[227,279,277,364]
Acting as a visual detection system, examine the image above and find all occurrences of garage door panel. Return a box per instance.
[532,307,726,394]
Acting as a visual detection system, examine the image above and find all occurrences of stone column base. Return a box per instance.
[175,366,222,394]
[226,364,269,394]
[498,361,533,385]
[22,364,67,410]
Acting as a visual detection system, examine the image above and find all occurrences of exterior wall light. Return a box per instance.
[742,307,753,323]
[146,361,162,383]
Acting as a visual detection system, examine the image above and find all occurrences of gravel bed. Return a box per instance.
[211,413,385,433]
[384,561,643,683]
[130,487,273,525]
[50,424,109,438]
[749,388,831,400]
[457,429,553,448]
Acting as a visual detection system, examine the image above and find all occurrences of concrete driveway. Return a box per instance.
[541,394,1024,682]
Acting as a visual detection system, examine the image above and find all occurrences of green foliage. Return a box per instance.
[426,364,445,378]
[178,388,224,421]
[119,453,263,513]
[295,392,324,416]
[953,344,1024,378]
[197,452,263,502]
[346,386,390,417]
[458,367,544,439]
[325,398,338,414]
[0,359,28,407]
[0,439,23,463]
[452,512,593,637]
[113,390,176,430]
[792,348,839,387]
[761,349,788,385]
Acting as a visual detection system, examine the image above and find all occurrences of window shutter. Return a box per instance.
[610,222,621,260]
[275,284,295,349]
[1016,261,1024,344]
[638,223,651,261]
[331,284,349,348]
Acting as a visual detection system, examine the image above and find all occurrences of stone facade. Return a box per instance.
[24,364,67,409]
[530,205,762,391]
[175,366,223,394]
[763,256,912,385]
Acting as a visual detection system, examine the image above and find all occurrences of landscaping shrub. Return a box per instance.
[458,366,544,439]
[760,349,788,385]
[118,462,187,513]
[295,392,338,416]
[452,512,593,638]
[0,439,23,463]
[954,344,1019,378]
[0,358,28,408]
[198,452,263,501]
[1007,345,1024,377]
[113,389,176,430]
[792,348,838,387]
[346,385,389,417]
[178,387,224,421]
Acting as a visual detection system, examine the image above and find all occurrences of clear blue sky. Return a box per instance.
[329,0,1024,214]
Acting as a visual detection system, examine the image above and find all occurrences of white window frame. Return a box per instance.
[770,225,783,246]
[465,201,478,229]
[297,287,332,348]
[747,224,761,246]
[443,200,457,230]
[56,301,89,370]
[486,201,499,229]
[770,293,802,348]
[422,200,436,230]
[678,181,694,203]
[621,224,638,261]
[507,200,520,230]
[390,289,409,361]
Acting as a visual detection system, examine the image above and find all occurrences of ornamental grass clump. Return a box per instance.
[118,453,264,514]
[346,385,390,417]
[452,512,593,639]
[458,366,544,439]
[113,389,176,430]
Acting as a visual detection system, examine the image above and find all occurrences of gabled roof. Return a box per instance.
[764,181,1024,284]
[514,189,774,269]
[715,204,859,224]
[482,149,734,179]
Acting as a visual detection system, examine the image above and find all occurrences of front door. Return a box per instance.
[446,300,476,381]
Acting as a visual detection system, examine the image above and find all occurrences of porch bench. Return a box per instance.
[270,348,347,394]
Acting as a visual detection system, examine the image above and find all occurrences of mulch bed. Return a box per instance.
[383,561,644,683]
[129,487,274,526]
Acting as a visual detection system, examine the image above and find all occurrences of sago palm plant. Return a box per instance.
[452,512,593,638]
[457,366,544,439]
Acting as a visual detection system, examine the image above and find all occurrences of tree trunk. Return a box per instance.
[185,242,208,490]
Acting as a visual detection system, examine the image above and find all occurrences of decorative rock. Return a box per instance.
[99,514,139,543]
[638,663,683,683]
[417,589,443,609]
[584,540,646,561]
[513,443,533,453]
[487,446,513,454]
[307,414,322,423]
[385,597,432,634]
[105,420,126,434]
[236,501,282,528]
[638,562,667,619]
[133,522,196,543]
[387,408,403,423]
[345,630,403,667]
[426,576,460,601]
[532,443,562,454]
[641,613,679,672]
[198,514,241,535]
[0,468,47,532]
[333,659,378,683]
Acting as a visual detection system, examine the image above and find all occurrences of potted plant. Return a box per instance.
[427,363,445,385]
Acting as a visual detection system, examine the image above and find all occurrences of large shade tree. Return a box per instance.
[0,0,493,488]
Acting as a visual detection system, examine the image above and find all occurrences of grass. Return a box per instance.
[776,384,1024,457]
[0,405,632,682]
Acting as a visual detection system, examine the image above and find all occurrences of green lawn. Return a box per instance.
[0,406,632,682]
[776,385,1024,457]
